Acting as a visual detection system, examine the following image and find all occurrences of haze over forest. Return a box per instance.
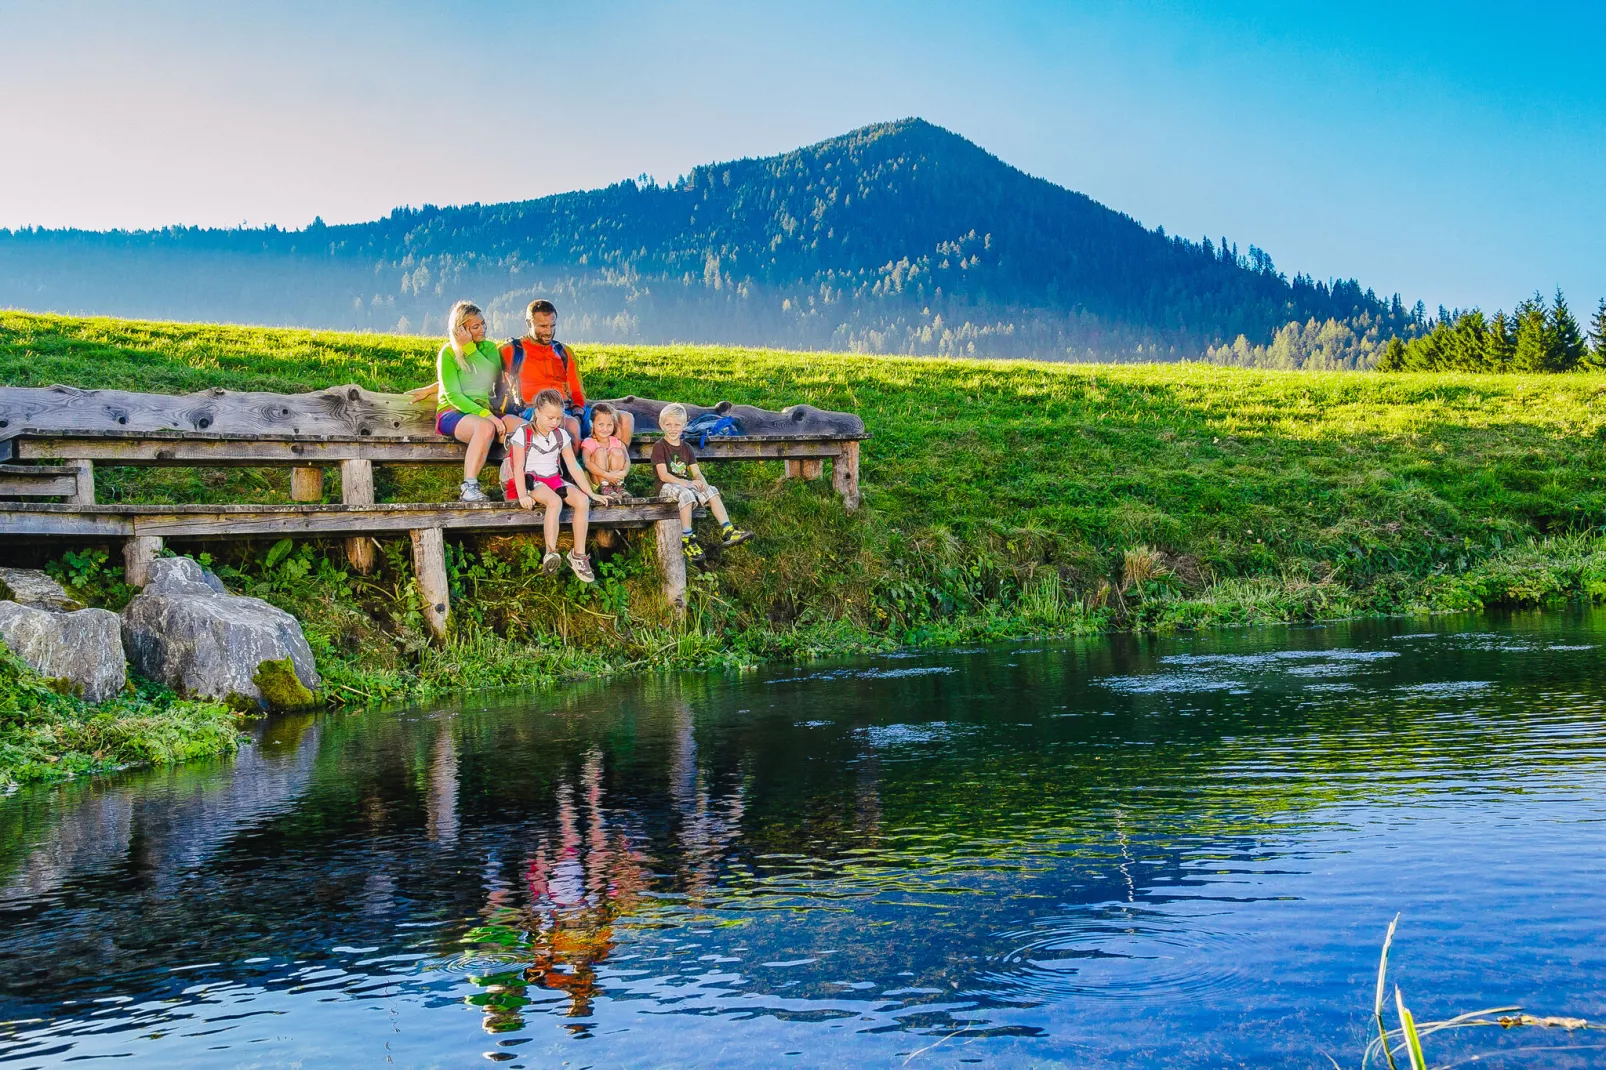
[0,119,1423,365]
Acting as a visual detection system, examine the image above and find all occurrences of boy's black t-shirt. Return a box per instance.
[650,438,697,488]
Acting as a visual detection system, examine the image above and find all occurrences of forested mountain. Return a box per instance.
[0,119,1417,360]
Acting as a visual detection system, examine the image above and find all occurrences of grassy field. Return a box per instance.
[6,309,1606,782]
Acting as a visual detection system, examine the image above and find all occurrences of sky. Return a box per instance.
[2,0,1602,313]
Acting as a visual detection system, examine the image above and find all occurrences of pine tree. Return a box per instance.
[1587,298,1606,369]
[1376,335,1407,371]
[1550,288,1587,370]
[1487,311,1516,370]
[1512,293,1552,372]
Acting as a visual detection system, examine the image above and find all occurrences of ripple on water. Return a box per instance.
[983,910,1246,1005]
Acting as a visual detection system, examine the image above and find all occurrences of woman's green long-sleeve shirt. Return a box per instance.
[436,340,502,418]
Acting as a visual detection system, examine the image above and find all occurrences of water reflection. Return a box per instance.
[2,611,1606,1067]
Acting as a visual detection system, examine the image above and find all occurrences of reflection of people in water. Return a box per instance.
[464,713,749,1034]
[467,750,650,1033]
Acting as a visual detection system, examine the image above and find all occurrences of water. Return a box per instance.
[3,612,1606,1068]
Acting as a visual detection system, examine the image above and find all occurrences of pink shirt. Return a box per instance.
[581,435,623,456]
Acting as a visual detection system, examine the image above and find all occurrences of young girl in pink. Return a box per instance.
[581,403,631,500]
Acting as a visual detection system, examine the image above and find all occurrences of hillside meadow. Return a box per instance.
[7,310,1606,783]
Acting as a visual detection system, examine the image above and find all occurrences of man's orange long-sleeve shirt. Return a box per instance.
[500,339,585,407]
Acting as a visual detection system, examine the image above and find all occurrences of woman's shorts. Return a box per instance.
[505,472,574,500]
[436,409,468,437]
[660,481,719,507]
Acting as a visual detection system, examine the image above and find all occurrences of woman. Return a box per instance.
[435,300,520,501]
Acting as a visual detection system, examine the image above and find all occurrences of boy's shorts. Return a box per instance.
[660,481,719,507]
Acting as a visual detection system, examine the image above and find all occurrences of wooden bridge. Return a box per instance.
[0,384,867,639]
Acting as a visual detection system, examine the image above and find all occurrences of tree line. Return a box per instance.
[1375,290,1606,373]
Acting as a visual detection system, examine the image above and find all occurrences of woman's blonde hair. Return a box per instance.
[445,300,485,372]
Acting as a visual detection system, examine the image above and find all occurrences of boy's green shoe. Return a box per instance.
[682,533,706,563]
[719,524,753,548]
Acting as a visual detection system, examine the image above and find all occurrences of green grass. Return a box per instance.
[6,309,1606,733]
[0,647,245,790]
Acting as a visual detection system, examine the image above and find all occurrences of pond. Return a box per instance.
[3,612,1605,1068]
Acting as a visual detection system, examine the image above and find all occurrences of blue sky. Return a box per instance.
[2,0,1601,313]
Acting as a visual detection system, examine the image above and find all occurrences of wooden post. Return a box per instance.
[832,440,861,512]
[67,459,95,505]
[411,526,449,640]
[340,459,376,573]
[124,536,163,587]
[799,458,823,480]
[654,516,687,618]
[290,466,323,502]
[784,459,804,479]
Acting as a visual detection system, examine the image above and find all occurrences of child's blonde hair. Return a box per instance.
[660,403,688,424]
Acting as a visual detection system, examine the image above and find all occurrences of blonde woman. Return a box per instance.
[434,300,519,501]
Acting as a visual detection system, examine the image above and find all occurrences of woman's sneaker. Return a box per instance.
[459,480,488,503]
[541,550,562,576]
[682,533,706,563]
[567,552,596,583]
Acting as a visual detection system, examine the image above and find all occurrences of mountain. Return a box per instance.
[0,119,1414,360]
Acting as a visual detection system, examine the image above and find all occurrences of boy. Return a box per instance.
[651,403,752,563]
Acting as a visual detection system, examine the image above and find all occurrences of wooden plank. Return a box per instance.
[15,433,856,466]
[123,536,163,587]
[0,383,436,439]
[411,527,449,641]
[340,459,376,573]
[66,459,95,506]
[832,440,861,512]
[290,467,323,502]
[0,500,679,540]
[0,511,133,537]
[14,435,467,466]
[630,439,845,463]
[0,467,77,496]
[654,517,687,618]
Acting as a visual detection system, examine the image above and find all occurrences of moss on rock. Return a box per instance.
[252,658,317,711]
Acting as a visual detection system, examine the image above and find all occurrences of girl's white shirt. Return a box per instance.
[511,424,571,478]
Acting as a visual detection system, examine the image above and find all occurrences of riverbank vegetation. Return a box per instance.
[8,310,1606,734]
[0,648,244,790]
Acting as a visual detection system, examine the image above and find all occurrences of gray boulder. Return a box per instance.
[121,557,320,707]
[0,601,126,703]
[0,567,83,612]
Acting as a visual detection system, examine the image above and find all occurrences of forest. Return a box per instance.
[1373,291,1606,373]
[0,119,1416,362]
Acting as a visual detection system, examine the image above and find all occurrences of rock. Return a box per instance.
[121,557,320,707]
[0,601,126,702]
[0,567,83,612]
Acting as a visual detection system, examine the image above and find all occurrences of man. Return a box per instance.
[500,300,634,448]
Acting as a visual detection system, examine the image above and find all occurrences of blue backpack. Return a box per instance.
[683,413,743,448]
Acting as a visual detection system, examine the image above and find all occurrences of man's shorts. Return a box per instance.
[519,402,593,438]
[660,481,719,507]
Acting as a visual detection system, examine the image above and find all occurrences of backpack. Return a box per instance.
[684,412,743,448]
[491,338,574,416]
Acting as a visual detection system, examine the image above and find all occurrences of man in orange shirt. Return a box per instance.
[499,300,634,448]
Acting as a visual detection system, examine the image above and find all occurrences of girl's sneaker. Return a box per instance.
[682,533,706,563]
[459,480,488,503]
[541,550,562,576]
[567,552,596,583]
[720,526,753,548]
[602,483,628,501]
